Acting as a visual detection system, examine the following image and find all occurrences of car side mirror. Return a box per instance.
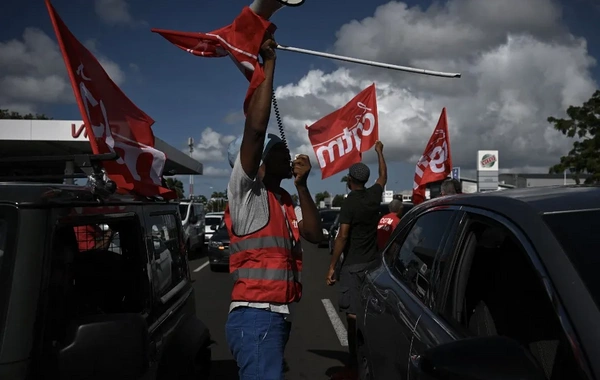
[58,314,149,380]
[409,336,546,380]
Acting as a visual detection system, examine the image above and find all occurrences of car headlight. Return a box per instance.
[322,228,329,236]
[209,241,226,250]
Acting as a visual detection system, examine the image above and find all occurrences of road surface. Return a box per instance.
[190,241,350,380]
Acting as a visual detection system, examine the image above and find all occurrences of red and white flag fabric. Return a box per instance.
[152,7,275,114]
[306,84,379,179]
[46,0,175,199]
[412,108,452,205]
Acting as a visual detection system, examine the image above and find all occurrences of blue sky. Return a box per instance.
[1,0,599,198]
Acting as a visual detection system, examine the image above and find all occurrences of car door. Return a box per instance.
[360,208,462,379]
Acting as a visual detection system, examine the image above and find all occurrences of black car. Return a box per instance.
[0,154,212,380]
[319,209,340,247]
[357,186,599,380]
[208,220,230,272]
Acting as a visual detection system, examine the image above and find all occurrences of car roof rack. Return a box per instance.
[0,153,118,198]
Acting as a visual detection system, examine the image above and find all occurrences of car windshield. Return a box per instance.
[206,216,222,226]
[320,211,339,223]
[543,209,600,308]
[178,205,188,218]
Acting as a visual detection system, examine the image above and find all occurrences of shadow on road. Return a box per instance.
[209,359,239,379]
[307,349,348,378]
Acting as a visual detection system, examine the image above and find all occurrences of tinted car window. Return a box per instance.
[206,216,222,226]
[320,211,339,223]
[386,211,454,301]
[544,209,600,309]
[179,205,188,219]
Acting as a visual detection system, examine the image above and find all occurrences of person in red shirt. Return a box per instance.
[377,200,404,250]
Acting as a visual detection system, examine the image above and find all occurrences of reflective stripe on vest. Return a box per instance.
[229,235,292,255]
[232,267,301,283]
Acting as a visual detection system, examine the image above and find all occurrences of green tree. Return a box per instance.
[211,191,227,199]
[548,90,600,184]
[315,191,330,204]
[332,194,345,207]
[196,195,208,204]
[0,109,52,120]
[165,178,184,199]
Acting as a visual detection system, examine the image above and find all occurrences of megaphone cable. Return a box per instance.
[271,90,288,149]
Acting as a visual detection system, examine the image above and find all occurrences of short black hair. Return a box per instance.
[441,179,461,195]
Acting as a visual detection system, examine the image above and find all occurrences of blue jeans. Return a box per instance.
[225,307,291,380]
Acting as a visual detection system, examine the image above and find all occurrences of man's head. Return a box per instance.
[441,178,462,196]
[388,199,404,217]
[228,133,292,180]
[347,163,370,190]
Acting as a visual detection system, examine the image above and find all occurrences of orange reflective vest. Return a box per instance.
[224,189,302,304]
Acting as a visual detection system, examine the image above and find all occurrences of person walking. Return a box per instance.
[326,141,387,380]
[377,199,403,250]
[223,34,323,380]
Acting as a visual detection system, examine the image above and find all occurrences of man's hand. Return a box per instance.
[326,267,336,286]
[293,154,311,187]
[374,140,383,154]
[259,33,277,62]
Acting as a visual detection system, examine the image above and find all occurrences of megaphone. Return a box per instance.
[250,0,304,20]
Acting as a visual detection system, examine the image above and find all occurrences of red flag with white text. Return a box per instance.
[46,0,175,199]
[306,84,379,179]
[152,7,275,114]
[412,108,452,205]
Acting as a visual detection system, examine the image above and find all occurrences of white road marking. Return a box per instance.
[193,260,210,272]
[321,299,348,346]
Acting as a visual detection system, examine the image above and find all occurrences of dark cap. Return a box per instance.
[349,163,370,183]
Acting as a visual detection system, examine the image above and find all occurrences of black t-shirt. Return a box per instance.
[339,184,384,265]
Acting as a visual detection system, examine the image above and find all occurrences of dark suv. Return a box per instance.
[0,154,212,380]
[358,186,600,380]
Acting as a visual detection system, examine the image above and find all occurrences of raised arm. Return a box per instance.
[293,154,323,244]
[373,141,387,188]
[239,35,277,179]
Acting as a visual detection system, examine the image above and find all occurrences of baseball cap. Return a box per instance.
[349,162,370,183]
[227,133,285,168]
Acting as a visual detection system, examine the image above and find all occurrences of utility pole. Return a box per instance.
[188,137,194,198]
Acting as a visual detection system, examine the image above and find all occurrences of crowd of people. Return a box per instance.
[222,32,465,380]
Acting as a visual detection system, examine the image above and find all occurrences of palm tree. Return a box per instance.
[165,178,185,199]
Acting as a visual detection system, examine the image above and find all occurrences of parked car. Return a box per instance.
[179,200,206,254]
[207,220,230,272]
[0,154,212,380]
[357,186,599,380]
[318,209,340,247]
[204,211,224,243]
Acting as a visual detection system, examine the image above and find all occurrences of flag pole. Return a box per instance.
[276,44,462,78]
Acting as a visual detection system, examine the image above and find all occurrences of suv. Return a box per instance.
[358,186,600,380]
[179,200,206,253]
[204,212,224,243]
[0,154,212,380]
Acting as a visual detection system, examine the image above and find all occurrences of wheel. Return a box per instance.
[210,264,218,272]
[192,343,212,379]
[357,333,373,380]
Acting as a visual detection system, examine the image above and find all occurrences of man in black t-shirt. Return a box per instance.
[326,141,387,380]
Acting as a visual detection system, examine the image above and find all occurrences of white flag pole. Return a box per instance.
[276,44,462,78]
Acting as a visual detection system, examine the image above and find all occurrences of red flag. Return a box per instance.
[46,0,175,199]
[306,84,379,179]
[152,7,275,114]
[412,108,452,205]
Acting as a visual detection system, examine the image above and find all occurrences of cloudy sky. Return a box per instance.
[1,0,599,197]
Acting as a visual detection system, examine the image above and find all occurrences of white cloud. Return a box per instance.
[273,0,597,172]
[190,127,237,162]
[0,28,126,114]
[94,0,136,26]
[203,166,231,177]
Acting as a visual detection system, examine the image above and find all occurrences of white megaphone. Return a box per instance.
[250,0,305,20]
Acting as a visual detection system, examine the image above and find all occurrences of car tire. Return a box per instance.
[210,264,218,272]
[357,334,373,380]
[191,343,212,379]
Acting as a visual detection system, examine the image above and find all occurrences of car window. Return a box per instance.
[147,214,188,303]
[320,211,339,223]
[443,213,583,379]
[543,209,600,310]
[384,210,454,303]
[179,204,188,220]
[206,216,222,226]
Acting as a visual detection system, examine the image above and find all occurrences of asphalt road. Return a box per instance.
[189,241,350,380]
